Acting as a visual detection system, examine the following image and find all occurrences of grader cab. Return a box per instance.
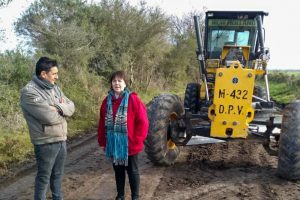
[145,11,300,181]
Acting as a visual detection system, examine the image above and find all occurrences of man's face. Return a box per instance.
[41,67,58,84]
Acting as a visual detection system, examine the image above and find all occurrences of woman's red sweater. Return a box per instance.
[97,92,149,155]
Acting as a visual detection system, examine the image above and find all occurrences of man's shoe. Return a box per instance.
[115,196,124,200]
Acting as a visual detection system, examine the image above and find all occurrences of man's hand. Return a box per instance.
[50,106,58,111]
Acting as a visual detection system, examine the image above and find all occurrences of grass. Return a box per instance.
[269,83,298,104]
[256,71,300,105]
[138,79,187,104]
[0,132,33,175]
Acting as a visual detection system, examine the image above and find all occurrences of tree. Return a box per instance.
[159,11,205,87]
[15,0,170,92]
[15,0,95,69]
[0,0,12,7]
[85,0,170,90]
[0,0,13,41]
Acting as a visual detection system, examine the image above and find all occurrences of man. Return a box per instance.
[20,57,75,200]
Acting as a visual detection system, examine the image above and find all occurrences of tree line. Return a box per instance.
[13,0,203,90]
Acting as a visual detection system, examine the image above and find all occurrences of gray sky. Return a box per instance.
[0,0,299,69]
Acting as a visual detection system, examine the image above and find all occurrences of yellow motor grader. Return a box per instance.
[145,11,300,180]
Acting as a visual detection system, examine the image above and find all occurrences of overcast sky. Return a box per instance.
[0,0,299,69]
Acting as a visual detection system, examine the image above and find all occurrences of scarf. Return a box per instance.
[105,88,131,166]
[32,74,55,89]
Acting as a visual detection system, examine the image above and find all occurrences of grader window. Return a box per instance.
[206,18,257,59]
[237,31,249,45]
[210,30,250,52]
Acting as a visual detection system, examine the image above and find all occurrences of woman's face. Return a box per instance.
[112,76,126,95]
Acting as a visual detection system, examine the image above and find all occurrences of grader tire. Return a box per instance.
[277,100,300,180]
[184,83,200,114]
[144,94,183,166]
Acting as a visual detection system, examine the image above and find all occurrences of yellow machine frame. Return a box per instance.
[208,61,255,138]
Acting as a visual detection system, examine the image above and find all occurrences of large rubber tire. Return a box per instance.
[144,94,183,166]
[184,83,200,114]
[277,100,300,180]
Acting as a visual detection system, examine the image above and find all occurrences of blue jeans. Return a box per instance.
[34,141,67,200]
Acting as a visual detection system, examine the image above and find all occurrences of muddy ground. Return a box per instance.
[1,133,300,200]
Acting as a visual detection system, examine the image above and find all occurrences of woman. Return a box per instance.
[98,70,149,200]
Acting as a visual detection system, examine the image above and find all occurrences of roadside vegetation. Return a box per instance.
[0,0,299,175]
[0,0,202,175]
[268,70,300,104]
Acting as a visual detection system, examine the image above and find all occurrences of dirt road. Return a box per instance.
[1,133,300,200]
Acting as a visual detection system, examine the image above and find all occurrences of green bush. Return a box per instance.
[0,52,32,134]
[258,71,300,104]
[0,51,34,88]
[0,133,32,175]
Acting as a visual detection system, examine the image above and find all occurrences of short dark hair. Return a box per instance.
[110,70,129,87]
[35,57,58,76]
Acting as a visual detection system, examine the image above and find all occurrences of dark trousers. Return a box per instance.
[113,154,140,199]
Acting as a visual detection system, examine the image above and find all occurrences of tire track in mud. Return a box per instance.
[0,133,166,200]
[62,136,167,200]
[0,133,99,200]
[63,149,167,200]
[2,135,300,200]
[153,141,300,200]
